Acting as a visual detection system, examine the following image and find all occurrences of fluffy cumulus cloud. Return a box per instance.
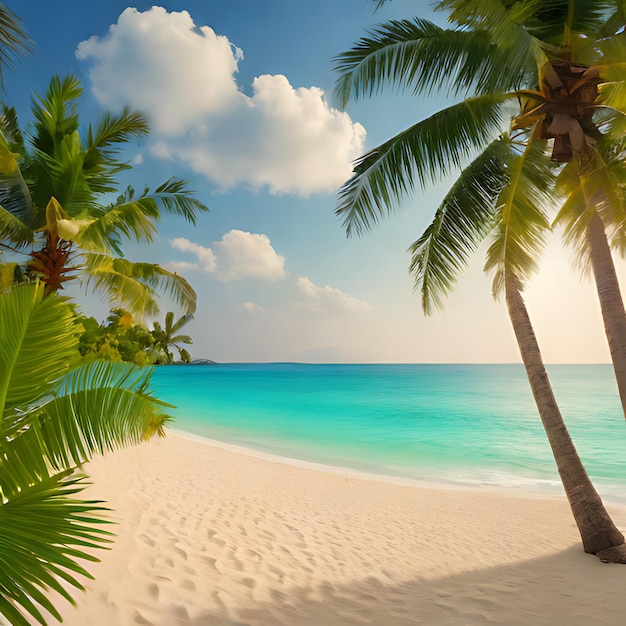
[76,7,366,196]
[296,277,371,314]
[76,7,242,135]
[170,230,285,281]
[169,237,217,272]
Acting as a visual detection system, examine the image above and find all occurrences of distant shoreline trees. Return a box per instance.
[77,308,194,365]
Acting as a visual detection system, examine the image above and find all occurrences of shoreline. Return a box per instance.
[171,427,626,507]
[51,431,626,625]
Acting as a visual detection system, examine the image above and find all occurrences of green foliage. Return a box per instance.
[151,311,194,364]
[77,308,195,365]
[0,3,32,89]
[0,282,171,624]
[334,0,626,303]
[0,74,209,316]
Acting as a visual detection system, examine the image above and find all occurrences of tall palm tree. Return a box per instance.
[151,311,194,364]
[0,74,208,317]
[334,1,626,560]
[0,281,172,624]
[335,0,626,419]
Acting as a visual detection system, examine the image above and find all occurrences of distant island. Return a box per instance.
[179,359,218,365]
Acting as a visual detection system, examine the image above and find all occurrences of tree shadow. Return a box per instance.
[174,544,626,626]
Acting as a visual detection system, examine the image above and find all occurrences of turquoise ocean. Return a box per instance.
[150,363,626,502]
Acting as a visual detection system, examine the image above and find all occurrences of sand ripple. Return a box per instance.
[44,434,626,625]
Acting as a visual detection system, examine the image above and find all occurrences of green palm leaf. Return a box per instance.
[409,137,510,314]
[78,180,208,254]
[0,283,174,624]
[0,203,32,247]
[337,94,509,236]
[0,4,32,88]
[333,18,533,109]
[84,109,149,180]
[0,470,112,626]
[77,193,159,254]
[0,281,77,417]
[0,125,34,228]
[82,253,198,317]
[2,362,171,485]
[555,145,626,264]
[484,134,555,296]
[146,177,209,225]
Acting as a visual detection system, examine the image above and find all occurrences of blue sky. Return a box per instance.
[6,0,622,363]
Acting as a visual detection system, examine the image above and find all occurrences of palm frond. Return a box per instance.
[146,178,209,224]
[86,108,149,159]
[0,3,32,89]
[0,470,112,626]
[333,18,533,109]
[0,282,78,419]
[2,362,171,486]
[169,312,194,335]
[553,169,591,270]
[0,204,32,247]
[435,0,551,62]
[484,134,555,297]
[83,109,150,195]
[0,104,24,151]
[29,75,82,158]
[409,137,511,314]
[76,192,159,253]
[336,94,510,236]
[81,253,198,317]
[0,128,34,227]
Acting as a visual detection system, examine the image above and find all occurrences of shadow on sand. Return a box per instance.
[168,544,626,626]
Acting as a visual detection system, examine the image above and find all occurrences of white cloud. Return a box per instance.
[169,230,285,282]
[296,276,371,314]
[164,260,199,273]
[170,237,216,272]
[76,7,242,135]
[76,6,366,196]
[243,302,264,312]
[212,230,285,281]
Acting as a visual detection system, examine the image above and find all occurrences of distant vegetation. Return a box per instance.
[77,308,194,365]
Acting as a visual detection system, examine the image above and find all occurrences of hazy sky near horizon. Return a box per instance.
[7,0,625,363]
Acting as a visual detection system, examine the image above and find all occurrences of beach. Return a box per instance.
[53,431,626,626]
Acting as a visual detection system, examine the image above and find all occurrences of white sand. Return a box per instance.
[50,432,626,626]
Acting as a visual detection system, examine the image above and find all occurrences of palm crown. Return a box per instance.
[334,0,626,411]
[0,74,209,317]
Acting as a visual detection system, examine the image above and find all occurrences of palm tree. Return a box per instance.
[333,1,626,560]
[0,281,172,624]
[0,74,208,317]
[151,311,194,364]
[335,0,626,419]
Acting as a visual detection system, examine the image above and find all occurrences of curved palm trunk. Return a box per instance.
[505,276,626,561]
[586,210,626,420]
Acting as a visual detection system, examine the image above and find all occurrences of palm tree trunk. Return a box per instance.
[586,210,626,420]
[505,275,626,561]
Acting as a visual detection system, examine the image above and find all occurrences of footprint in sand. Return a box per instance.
[147,582,160,600]
[133,609,154,625]
[200,555,217,566]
